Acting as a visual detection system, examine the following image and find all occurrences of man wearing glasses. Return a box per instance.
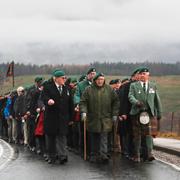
[43,70,73,164]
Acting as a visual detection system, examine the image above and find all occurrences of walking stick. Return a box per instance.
[113,121,116,152]
[84,117,87,160]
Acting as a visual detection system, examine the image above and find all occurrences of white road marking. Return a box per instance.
[0,143,3,158]
[0,139,14,171]
[156,157,180,172]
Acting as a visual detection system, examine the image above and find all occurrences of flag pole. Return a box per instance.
[12,61,15,88]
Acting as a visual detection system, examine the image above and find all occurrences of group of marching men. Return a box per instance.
[0,66,162,164]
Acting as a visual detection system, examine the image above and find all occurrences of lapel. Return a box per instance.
[52,81,62,99]
[136,81,147,100]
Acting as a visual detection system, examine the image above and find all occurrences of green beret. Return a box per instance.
[52,69,59,75]
[139,67,149,73]
[87,67,96,75]
[109,79,121,85]
[93,72,104,81]
[53,70,65,77]
[70,77,77,83]
[34,76,44,83]
[131,68,141,77]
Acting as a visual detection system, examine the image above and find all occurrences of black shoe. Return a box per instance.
[148,156,155,161]
[89,155,97,163]
[59,156,68,164]
[8,139,13,143]
[45,156,49,161]
[48,159,52,164]
[48,158,56,164]
[36,150,41,155]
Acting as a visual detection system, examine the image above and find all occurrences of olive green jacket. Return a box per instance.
[80,83,119,133]
[128,81,162,119]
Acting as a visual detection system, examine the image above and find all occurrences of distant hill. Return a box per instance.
[0,61,180,78]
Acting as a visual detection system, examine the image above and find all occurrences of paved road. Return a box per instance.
[0,140,179,180]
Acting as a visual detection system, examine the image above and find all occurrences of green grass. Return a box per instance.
[1,75,180,114]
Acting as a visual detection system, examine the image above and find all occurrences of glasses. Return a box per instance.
[61,76,66,80]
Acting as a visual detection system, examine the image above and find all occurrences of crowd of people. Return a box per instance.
[0,66,162,164]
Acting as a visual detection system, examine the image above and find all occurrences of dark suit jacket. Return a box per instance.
[43,80,73,135]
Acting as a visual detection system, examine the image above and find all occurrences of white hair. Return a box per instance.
[17,86,24,92]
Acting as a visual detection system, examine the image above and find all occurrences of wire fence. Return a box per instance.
[160,111,180,136]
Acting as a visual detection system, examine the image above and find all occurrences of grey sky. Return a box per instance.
[0,0,180,64]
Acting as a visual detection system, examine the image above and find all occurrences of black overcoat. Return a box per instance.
[43,80,73,135]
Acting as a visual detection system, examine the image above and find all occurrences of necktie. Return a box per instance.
[143,82,146,92]
[58,86,63,95]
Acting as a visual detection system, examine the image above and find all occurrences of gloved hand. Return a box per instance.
[136,101,144,108]
[112,116,117,122]
[81,113,87,122]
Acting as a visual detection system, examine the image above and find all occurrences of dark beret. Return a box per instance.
[109,79,121,85]
[131,68,141,77]
[70,77,78,83]
[93,72,104,81]
[34,76,44,83]
[139,67,149,73]
[87,67,96,75]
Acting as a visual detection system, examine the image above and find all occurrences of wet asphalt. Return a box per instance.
[0,144,179,180]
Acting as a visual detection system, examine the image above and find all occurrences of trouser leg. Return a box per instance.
[16,118,23,143]
[100,132,108,155]
[0,119,3,138]
[132,115,141,159]
[23,119,28,145]
[47,134,56,160]
[28,118,36,148]
[56,134,67,157]
[13,118,18,142]
[89,132,100,156]
[7,118,13,141]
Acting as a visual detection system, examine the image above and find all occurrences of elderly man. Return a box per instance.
[24,76,44,150]
[128,67,162,162]
[13,86,26,144]
[74,67,96,156]
[117,68,141,159]
[43,70,73,164]
[80,73,119,163]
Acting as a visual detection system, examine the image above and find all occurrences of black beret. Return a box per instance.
[34,76,44,83]
[93,72,104,81]
[139,67,149,73]
[87,67,96,75]
[109,79,121,85]
[131,68,141,77]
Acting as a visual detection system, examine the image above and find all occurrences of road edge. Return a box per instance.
[0,139,15,171]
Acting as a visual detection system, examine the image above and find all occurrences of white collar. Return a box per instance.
[140,81,148,91]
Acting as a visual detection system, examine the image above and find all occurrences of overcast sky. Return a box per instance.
[0,0,180,64]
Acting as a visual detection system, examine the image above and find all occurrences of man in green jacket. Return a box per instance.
[74,67,96,105]
[128,67,162,162]
[73,68,96,156]
[80,73,119,163]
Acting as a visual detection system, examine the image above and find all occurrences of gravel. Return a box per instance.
[153,150,180,168]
